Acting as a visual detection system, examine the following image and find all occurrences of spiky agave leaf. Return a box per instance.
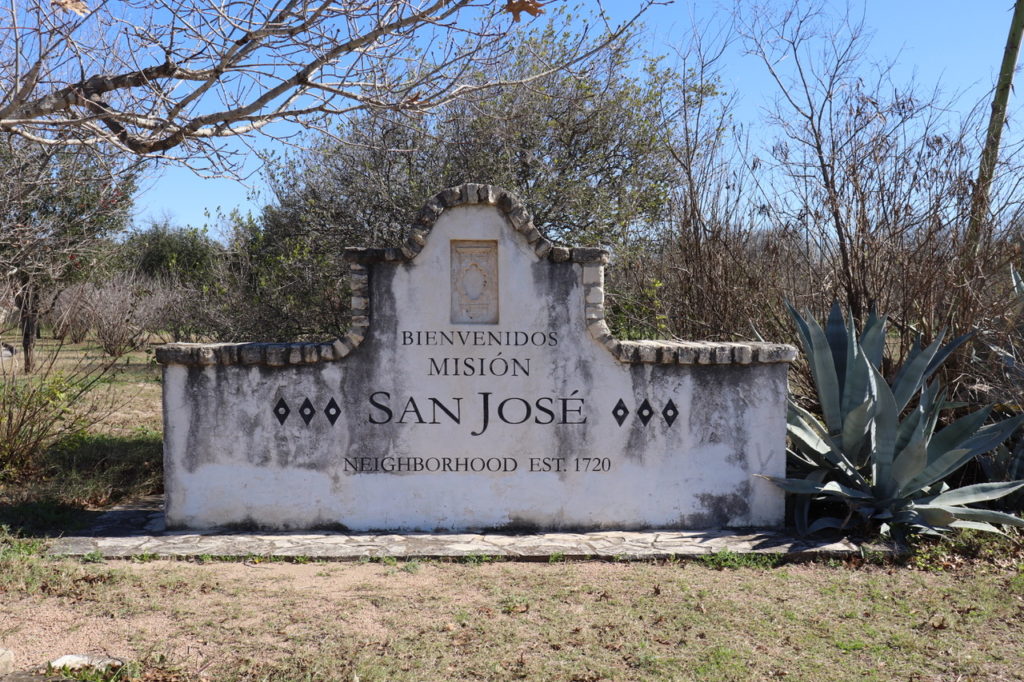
[774,304,1024,539]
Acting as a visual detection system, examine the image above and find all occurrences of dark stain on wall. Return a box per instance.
[681,481,753,528]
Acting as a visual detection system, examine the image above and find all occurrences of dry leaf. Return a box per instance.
[52,0,89,16]
[504,0,545,23]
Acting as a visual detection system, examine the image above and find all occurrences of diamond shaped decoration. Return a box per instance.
[299,397,316,425]
[612,398,630,427]
[324,397,341,426]
[637,399,654,426]
[662,399,679,427]
[273,398,290,425]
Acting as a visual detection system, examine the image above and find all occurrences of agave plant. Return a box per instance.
[762,302,1024,542]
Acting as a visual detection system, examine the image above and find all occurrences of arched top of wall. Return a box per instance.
[156,184,796,368]
[341,183,606,267]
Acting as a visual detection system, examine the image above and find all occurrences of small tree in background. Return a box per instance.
[232,15,710,341]
[121,221,222,286]
[0,139,138,370]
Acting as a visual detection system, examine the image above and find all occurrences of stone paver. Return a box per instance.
[46,496,863,560]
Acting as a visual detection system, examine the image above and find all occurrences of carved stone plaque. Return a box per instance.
[451,240,498,324]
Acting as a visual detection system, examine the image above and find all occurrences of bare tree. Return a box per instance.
[89,272,170,356]
[736,0,1024,401]
[0,0,652,173]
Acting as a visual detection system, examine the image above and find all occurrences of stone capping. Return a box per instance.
[155,184,797,368]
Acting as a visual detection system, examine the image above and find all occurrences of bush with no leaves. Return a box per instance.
[89,274,172,357]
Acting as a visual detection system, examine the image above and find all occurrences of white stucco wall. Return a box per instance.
[160,191,790,531]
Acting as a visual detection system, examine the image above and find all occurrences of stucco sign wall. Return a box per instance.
[156,185,796,531]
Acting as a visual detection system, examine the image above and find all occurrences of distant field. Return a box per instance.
[0,334,164,434]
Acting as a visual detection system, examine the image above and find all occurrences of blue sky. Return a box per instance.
[134,1,1021,234]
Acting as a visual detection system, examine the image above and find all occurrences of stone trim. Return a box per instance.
[156,184,796,367]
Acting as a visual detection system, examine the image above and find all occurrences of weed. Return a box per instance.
[1009,568,1024,595]
[81,550,105,564]
[401,559,420,574]
[834,637,869,652]
[0,525,44,558]
[549,552,566,563]
[498,594,530,614]
[697,550,784,570]
[909,529,1024,571]
[694,646,747,679]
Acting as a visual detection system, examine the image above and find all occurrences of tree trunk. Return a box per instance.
[15,287,38,373]
[967,0,1024,252]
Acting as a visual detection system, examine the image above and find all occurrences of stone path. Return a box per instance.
[47,496,863,560]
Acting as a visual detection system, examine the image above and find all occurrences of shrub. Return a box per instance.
[0,348,116,480]
[89,273,170,357]
[763,302,1024,545]
[49,283,96,344]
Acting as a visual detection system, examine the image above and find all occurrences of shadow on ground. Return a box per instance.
[0,432,162,537]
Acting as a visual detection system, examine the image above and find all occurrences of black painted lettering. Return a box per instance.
[397,397,426,424]
[561,390,587,424]
[534,396,555,424]
[489,354,509,377]
[428,358,450,376]
[497,397,531,424]
[429,397,462,424]
[471,392,491,436]
[368,391,393,424]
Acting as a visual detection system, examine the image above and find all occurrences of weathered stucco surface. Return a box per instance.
[160,187,792,531]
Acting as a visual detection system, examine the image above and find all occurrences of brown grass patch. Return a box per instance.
[2,558,1023,680]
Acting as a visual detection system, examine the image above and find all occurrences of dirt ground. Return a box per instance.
[3,558,1024,681]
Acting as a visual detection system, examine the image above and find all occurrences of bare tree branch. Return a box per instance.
[0,0,654,172]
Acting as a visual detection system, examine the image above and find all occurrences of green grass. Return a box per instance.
[697,549,787,570]
[0,429,162,535]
